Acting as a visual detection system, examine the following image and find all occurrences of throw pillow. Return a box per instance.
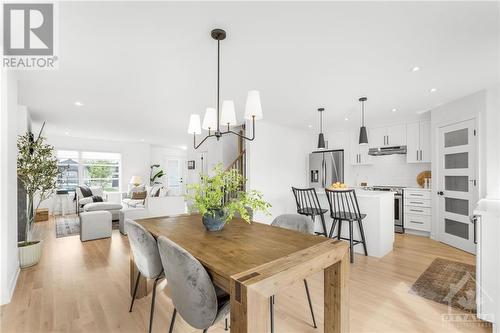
[79,185,93,198]
[131,191,147,200]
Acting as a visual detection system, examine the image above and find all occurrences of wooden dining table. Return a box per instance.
[131,214,349,333]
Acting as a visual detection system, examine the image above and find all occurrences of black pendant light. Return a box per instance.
[358,97,368,145]
[317,107,326,149]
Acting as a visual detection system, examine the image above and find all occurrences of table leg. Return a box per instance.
[130,253,148,299]
[324,255,349,333]
[230,280,269,333]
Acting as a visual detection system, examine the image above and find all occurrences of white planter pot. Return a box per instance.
[18,240,43,268]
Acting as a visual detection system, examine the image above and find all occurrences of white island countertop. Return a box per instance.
[315,188,395,258]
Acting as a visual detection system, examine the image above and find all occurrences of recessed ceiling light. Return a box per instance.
[429,88,437,93]
[392,108,397,112]
[64,131,69,135]
[307,124,313,129]
[140,138,145,142]
[344,117,349,121]
[179,145,188,150]
[411,66,420,72]
[74,101,84,106]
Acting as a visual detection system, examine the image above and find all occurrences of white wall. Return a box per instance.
[150,145,188,193]
[185,136,224,186]
[350,155,431,187]
[1,71,20,305]
[484,84,500,199]
[247,120,310,224]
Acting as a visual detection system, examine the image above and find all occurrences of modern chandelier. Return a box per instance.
[187,29,263,149]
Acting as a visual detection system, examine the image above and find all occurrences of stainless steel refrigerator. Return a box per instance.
[309,149,344,189]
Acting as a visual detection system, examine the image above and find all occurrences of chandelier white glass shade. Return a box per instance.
[245,91,263,120]
[202,108,217,130]
[187,114,201,135]
[187,28,262,149]
[221,100,237,126]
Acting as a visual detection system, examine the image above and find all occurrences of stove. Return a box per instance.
[368,185,404,194]
[364,185,405,233]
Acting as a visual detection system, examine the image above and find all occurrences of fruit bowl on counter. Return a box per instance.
[328,182,348,190]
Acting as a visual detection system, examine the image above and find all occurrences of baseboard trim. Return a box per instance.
[1,265,20,305]
[405,229,431,237]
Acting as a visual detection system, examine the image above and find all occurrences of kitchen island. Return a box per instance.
[316,189,395,258]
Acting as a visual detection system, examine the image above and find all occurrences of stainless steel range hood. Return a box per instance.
[368,145,407,156]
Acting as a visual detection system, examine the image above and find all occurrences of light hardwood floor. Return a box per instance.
[0,217,492,333]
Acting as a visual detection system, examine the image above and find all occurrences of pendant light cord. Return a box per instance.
[217,40,220,133]
[361,100,365,126]
[320,109,323,133]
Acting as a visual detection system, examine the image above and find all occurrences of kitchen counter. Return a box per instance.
[316,189,395,258]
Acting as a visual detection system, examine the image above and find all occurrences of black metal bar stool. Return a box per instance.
[292,187,328,237]
[324,188,368,263]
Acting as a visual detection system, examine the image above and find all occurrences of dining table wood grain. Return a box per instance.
[130,214,349,333]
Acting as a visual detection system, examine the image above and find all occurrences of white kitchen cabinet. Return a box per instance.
[369,124,406,148]
[419,120,431,162]
[406,120,431,163]
[386,124,406,146]
[368,127,386,148]
[404,188,431,232]
[350,131,372,165]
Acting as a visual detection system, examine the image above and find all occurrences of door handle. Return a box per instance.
[416,150,419,161]
[472,215,479,244]
[437,191,444,196]
[387,135,389,146]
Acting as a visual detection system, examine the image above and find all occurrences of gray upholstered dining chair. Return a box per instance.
[270,214,317,332]
[157,236,230,333]
[126,219,164,333]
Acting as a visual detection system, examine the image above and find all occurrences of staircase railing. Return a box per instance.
[223,149,246,203]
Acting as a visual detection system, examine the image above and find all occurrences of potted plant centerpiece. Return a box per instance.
[186,164,270,231]
[17,132,59,268]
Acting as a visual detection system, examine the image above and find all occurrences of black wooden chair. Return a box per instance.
[324,188,368,263]
[291,187,328,237]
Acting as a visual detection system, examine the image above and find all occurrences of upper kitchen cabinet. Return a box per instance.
[368,124,406,148]
[350,131,372,165]
[406,120,431,163]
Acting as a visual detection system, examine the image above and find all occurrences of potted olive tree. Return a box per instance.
[17,132,59,268]
[186,164,270,231]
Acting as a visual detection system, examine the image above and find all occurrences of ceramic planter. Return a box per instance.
[202,210,226,231]
[18,240,43,268]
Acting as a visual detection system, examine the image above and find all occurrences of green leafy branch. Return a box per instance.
[185,164,271,223]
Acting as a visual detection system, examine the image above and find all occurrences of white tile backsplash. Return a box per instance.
[347,154,431,188]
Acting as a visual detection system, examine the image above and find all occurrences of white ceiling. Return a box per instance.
[18,1,500,148]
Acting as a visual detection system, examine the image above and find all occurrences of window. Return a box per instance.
[56,150,121,192]
[56,150,80,192]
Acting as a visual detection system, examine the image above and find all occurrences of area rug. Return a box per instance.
[55,216,119,238]
[410,257,476,313]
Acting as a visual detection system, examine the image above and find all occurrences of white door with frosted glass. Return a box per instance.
[437,119,477,254]
[165,158,185,196]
